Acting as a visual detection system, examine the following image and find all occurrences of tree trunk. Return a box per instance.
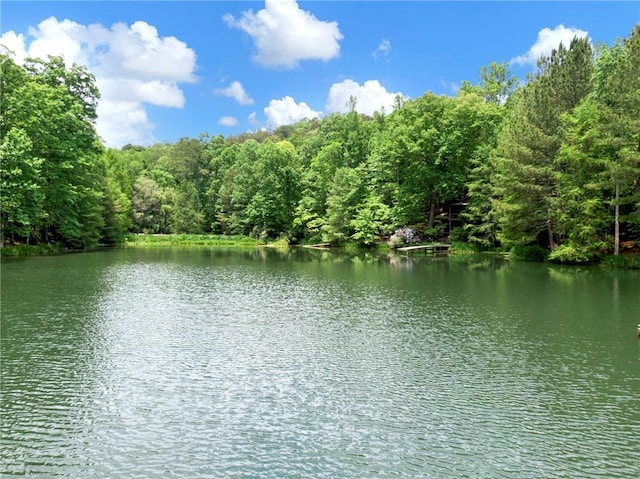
[547,208,555,250]
[428,203,436,229]
[614,178,620,255]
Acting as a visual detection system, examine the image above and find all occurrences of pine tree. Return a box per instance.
[492,37,593,249]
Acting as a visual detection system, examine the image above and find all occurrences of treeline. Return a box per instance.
[1,55,105,249]
[1,25,639,262]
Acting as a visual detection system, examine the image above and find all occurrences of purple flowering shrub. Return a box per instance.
[388,227,420,249]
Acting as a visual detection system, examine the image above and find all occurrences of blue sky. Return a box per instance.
[2,1,639,147]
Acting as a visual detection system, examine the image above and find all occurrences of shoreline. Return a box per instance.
[2,234,639,269]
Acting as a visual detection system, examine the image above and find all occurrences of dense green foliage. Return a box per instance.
[1,55,105,248]
[2,25,639,262]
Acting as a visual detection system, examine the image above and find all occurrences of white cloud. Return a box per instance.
[219,116,239,127]
[96,101,155,148]
[214,80,254,105]
[372,38,391,60]
[97,78,185,108]
[326,79,404,116]
[264,96,320,128]
[512,24,589,66]
[26,17,86,65]
[262,78,403,129]
[248,111,259,125]
[0,16,197,147]
[104,21,196,82]
[0,31,28,63]
[223,0,343,68]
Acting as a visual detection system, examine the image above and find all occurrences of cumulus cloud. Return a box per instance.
[97,78,185,108]
[512,24,589,66]
[264,96,320,128]
[223,0,343,68]
[0,31,28,63]
[103,21,196,82]
[0,16,197,147]
[96,101,154,148]
[214,80,254,105]
[26,17,86,65]
[219,116,239,127]
[262,78,403,128]
[326,79,404,116]
[372,38,391,60]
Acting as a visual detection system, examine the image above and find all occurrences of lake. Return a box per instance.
[1,247,639,478]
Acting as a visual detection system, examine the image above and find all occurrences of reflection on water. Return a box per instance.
[1,248,639,478]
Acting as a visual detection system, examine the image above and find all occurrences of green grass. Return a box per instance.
[600,254,640,270]
[0,243,66,257]
[449,241,481,254]
[122,233,259,247]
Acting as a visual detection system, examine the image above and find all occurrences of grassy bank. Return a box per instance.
[122,233,259,248]
[1,243,67,257]
[599,254,640,270]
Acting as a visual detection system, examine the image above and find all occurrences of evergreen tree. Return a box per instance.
[556,25,640,258]
[492,37,593,250]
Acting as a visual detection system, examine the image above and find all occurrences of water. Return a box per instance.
[1,248,639,478]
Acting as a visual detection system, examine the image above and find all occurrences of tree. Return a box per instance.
[246,141,301,238]
[132,176,170,233]
[24,56,99,122]
[461,61,519,105]
[167,136,210,232]
[350,192,392,246]
[294,140,344,238]
[203,135,229,231]
[376,93,451,228]
[1,54,104,247]
[557,25,640,257]
[321,167,365,243]
[492,37,593,250]
[216,140,261,235]
[449,92,506,247]
[0,128,44,244]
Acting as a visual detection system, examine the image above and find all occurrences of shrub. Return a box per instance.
[388,227,420,249]
[449,241,477,254]
[548,244,596,264]
[449,227,468,242]
[600,254,640,269]
[510,244,549,262]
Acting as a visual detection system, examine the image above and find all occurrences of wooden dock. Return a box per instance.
[396,243,450,256]
[302,243,331,250]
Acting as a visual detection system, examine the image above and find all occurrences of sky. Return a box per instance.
[2,0,639,148]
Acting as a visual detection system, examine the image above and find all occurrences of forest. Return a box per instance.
[1,24,639,264]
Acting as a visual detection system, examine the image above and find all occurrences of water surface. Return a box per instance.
[1,248,639,477]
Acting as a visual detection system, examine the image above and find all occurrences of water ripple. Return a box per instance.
[1,250,639,478]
